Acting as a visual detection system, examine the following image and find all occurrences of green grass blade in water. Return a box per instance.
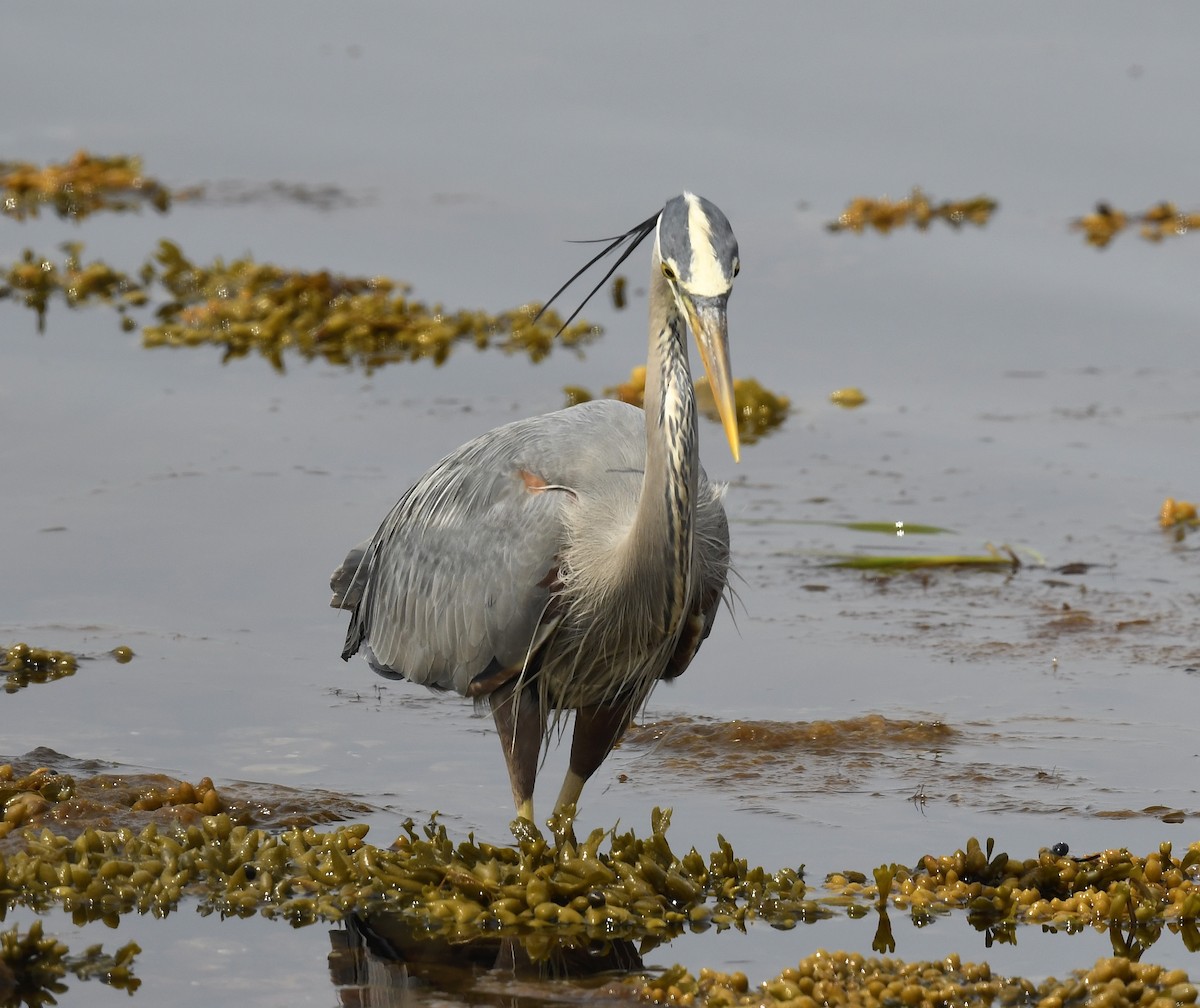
[825,550,1019,571]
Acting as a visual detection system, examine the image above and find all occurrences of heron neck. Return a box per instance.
[630,267,697,632]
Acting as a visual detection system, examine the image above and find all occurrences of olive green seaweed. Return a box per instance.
[1073,201,1200,248]
[1,800,1197,953]
[3,643,132,694]
[0,151,169,222]
[627,950,1197,1008]
[826,188,998,235]
[0,240,596,370]
[567,367,790,444]
[1,784,1197,1005]
[2,645,78,694]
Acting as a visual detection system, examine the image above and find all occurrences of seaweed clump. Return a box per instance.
[2,645,78,694]
[697,376,789,444]
[0,754,382,848]
[0,240,597,371]
[5,778,1197,956]
[826,836,1200,957]
[626,951,1196,1008]
[1,767,1199,981]
[1073,201,1200,248]
[0,151,170,222]
[1161,496,1198,540]
[3,643,133,694]
[0,244,148,332]
[626,715,956,760]
[569,366,790,444]
[826,189,997,235]
[0,762,225,841]
[0,807,813,945]
[829,387,866,408]
[144,239,595,370]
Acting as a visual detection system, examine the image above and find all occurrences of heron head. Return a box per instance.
[655,193,741,462]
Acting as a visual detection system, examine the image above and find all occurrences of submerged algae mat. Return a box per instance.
[620,714,1196,821]
[623,714,956,799]
[0,749,373,844]
[2,750,1199,1006]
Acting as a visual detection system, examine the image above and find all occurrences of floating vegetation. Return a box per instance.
[0,806,813,942]
[825,544,1020,571]
[2,643,133,694]
[0,805,1195,961]
[622,715,960,809]
[865,836,1200,955]
[0,244,147,332]
[611,274,628,309]
[0,755,373,846]
[826,189,997,235]
[1073,201,1200,248]
[562,384,594,407]
[1,766,77,835]
[0,763,224,841]
[143,239,595,370]
[1161,497,1198,529]
[604,365,652,406]
[625,951,1197,1008]
[0,151,365,222]
[829,386,866,408]
[0,750,1198,977]
[697,377,789,443]
[0,920,140,1002]
[568,366,790,443]
[2,645,77,694]
[0,151,169,222]
[0,241,596,370]
[621,716,1182,824]
[625,714,957,760]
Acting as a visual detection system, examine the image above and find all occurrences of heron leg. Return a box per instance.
[489,678,545,821]
[554,701,631,813]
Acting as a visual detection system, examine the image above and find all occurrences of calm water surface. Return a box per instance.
[3,3,1199,1004]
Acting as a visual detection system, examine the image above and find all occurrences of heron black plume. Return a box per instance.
[534,209,660,337]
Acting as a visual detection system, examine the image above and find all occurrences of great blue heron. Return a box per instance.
[331,192,740,821]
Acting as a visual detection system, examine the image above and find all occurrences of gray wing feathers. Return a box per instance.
[352,468,562,691]
[330,540,370,610]
[340,402,645,695]
[335,400,730,696]
[694,486,731,638]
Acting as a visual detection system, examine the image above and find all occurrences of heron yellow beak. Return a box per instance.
[685,296,740,463]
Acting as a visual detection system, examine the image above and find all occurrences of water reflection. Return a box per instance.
[330,913,641,1008]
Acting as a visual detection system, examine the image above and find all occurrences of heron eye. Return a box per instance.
[661,263,676,281]
[732,260,740,277]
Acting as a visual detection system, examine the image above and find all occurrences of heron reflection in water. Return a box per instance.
[332,193,741,821]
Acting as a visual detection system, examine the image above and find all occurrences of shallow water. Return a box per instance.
[3,2,1200,1004]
